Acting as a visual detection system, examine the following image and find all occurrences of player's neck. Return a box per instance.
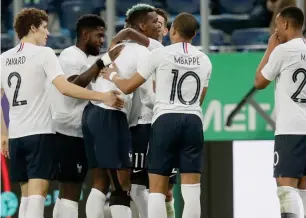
[75,42,88,56]
[286,31,304,42]
[172,38,192,44]
[20,36,37,46]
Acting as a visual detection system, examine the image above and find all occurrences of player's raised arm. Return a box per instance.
[254,33,281,89]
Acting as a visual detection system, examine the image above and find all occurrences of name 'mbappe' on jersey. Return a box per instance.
[137,42,212,124]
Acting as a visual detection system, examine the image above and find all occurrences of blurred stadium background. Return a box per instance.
[1,0,306,218]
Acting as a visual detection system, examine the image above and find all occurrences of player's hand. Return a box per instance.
[1,135,9,158]
[109,44,125,61]
[268,33,280,49]
[100,63,119,81]
[102,90,124,109]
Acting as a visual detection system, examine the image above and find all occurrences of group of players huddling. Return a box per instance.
[1,2,306,218]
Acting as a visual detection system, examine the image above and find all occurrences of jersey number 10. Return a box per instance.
[8,72,27,107]
[291,68,306,103]
[169,69,201,105]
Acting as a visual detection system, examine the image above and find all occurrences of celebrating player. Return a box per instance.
[101,12,211,218]
[254,6,306,218]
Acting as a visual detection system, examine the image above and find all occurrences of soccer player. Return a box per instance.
[155,8,169,43]
[50,14,123,218]
[101,12,211,218]
[254,6,306,218]
[82,4,160,218]
[0,8,123,218]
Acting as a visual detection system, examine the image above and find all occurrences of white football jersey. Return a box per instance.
[261,38,306,135]
[138,42,212,123]
[91,43,150,115]
[1,43,63,138]
[129,38,163,127]
[50,46,90,138]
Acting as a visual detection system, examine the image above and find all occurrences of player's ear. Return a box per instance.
[284,19,289,30]
[83,30,90,41]
[139,22,146,32]
[30,25,37,33]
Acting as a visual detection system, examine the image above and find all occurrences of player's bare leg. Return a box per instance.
[165,184,175,218]
[148,173,169,218]
[298,176,306,218]
[86,168,110,218]
[54,182,83,218]
[108,169,132,218]
[180,173,201,218]
[26,178,49,218]
[19,182,29,218]
[277,177,304,218]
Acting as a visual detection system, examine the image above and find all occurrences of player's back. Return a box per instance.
[271,38,306,135]
[152,42,211,123]
[1,43,58,138]
[92,42,150,114]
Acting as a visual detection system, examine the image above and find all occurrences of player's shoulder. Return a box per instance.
[59,46,84,59]
[124,42,150,56]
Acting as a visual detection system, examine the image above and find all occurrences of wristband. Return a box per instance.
[109,72,118,81]
[95,59,105,70]
[101,52,112,66]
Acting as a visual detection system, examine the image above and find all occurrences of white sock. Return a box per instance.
[25,195,45,218]
[130,184,148,218]
[181,184,201,218]
[299,189,306,217]
[148,193,167,218]
[53,198,61,218]
[165,199,175,218]
[18,197,29,218]
[86,188,106,218]
[130,201,139,217]
[58,198,78,218]
[110,205,132,218]
[278,186,304,218]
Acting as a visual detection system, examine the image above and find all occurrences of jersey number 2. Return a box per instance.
[8,72,27,106]
[291,68,306,103]
[170,69,201,105]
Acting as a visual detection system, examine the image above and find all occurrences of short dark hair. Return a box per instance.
[76,14,106,39]
[155,8,168,27]
[279,6,304,28]
[14,8,48,40]
[172,12,199,40]
[125,3,155,27]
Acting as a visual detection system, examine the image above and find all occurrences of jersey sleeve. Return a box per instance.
[58,51,84,78]
[261,46,284,81]
[43,48,64,83]
[137,49,158,80]
[202,57,212,88]
[148,38,164,51]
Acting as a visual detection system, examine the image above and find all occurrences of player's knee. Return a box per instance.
[165,187,173,202]
[116,170,131,191]
[277,177,299,188]
[109,189,131,207]
[28,179,49,197]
